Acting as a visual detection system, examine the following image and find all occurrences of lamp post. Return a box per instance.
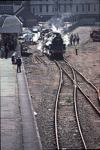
[98,0,100,22]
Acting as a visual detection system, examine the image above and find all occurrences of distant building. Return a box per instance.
[0,1,35,27]
[0,0,100,26]
[30,0,55,21]
[30,0,100,21]
[0,1,23,15]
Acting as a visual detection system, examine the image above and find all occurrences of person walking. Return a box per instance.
[76,33,80,45]
[70,34,73,45]
[75,44,79,55]
[73,34,76,46]
[16,56,22,73]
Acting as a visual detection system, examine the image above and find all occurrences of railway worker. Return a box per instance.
[76,33,80,45]
[16,56,22,73]
[70,33,73,45]
[72,34,76,46]
[75,45,79,55]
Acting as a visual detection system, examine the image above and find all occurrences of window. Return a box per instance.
[52,7,54,12]
[40,5,42,12]
[94,4,96,12]
[64,5,66,12]
[70,4,72,10]
[76,5,78,12]
[82,4,84,12]
[87,4,90,11]
[33,8,35,14]
[14,1,22,5]
[46,5,48,12]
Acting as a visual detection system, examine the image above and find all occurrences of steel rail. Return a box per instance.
[54,61,63,150]
[61,64,100,115]
[62,59,100,114]
[60,65,74,83]
[35,55,47,66]
[56,61,87,149]
[73,85,88,150]
[78,86,100,115]
[64,58,99,97]
[66,61,88,149]
[60,62,88,149]
[67,62,88,149]
[58,60,100,149]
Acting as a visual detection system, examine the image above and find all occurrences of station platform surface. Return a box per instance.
[0,58,42,150]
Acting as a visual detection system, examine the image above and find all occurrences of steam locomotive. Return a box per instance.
[43,32,66,58]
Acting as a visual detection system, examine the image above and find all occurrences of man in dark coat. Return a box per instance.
[16,56,22,73]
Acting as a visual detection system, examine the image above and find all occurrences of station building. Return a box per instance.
[0,1,23,15]
[0,0,99,26]
[30,0,100,21]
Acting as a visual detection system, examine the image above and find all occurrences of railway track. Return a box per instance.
[54,58,100,149]
[54,61,63,150]
[35,55,47,66]
[54,61,87,150]
[26,48,99,149]
[63,58,100,114]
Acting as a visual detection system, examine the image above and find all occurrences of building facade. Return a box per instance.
[0,0,99,26]
[0,1,23,15]
[30,0,55,20]
[30,0,100,20]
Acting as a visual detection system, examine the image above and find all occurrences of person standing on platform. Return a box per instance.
[16,56,22,73]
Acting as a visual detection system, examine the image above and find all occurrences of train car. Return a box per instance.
[43,32,66,59]
[90,28,100,42]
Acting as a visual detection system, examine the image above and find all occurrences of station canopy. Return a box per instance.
[0,14,23,33]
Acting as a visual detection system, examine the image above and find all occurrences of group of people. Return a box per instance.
[70,33,80,46]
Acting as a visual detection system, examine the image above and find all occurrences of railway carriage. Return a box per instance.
[90,28,100,42]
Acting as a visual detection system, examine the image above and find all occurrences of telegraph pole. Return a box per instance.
[98,0,100,22]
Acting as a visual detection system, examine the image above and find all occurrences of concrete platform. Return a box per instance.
[0,58,42,150]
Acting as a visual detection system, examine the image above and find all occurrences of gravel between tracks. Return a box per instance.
[58,74,83,149]
[23,46,60,150]
[23,27,100,150]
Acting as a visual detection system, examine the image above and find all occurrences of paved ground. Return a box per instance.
[0,58,42,150]
[1,58,23,150]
